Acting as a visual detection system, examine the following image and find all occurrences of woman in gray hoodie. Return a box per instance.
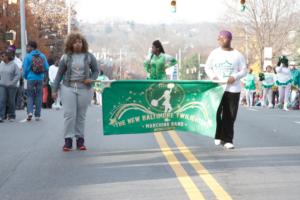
[0,51,21,122]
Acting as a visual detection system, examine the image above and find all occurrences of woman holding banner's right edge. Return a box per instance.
[205,30,247,149]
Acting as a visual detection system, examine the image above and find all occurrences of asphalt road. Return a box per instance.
[0,106,299,200]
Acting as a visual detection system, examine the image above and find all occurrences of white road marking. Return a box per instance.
[294,121,300,124]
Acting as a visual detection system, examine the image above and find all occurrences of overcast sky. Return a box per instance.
[74,0,225,24]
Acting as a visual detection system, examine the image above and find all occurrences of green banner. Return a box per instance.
[102,80,224,138]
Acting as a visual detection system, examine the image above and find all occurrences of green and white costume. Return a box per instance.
[244,73,256,91]
[93,75,109,106]
[275,65,292,110]
[243,73,256,107]
[144,53,177,80]
[261,72,276,107]
[93,75,108,93]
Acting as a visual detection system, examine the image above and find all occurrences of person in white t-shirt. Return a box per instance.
[205,30,247,149]
[275,56,292,111]
[49,60,62,110]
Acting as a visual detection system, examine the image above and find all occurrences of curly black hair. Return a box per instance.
[64,33,89,54]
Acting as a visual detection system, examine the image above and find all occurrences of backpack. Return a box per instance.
[31,54,45,74]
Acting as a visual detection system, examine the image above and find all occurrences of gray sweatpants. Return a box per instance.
[61,85,93,139]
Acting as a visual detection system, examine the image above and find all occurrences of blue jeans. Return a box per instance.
[26,80,43,117]
[0,86,18,119]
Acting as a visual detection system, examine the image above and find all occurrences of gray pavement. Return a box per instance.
[0,106,299,200]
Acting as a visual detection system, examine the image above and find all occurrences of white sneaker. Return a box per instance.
[35,117,40,121]
[283,106,289,111]
[224,143,235,149]
[214,139,222,146]
[268,104,273,109]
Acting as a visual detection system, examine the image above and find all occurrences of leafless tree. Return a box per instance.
[224,0,300,68]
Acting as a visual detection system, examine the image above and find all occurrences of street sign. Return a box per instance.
[264,47,272,59]
[5,32,14,41]
[263,47,273,71]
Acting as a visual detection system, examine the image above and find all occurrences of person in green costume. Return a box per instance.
[243,68,256,107]
[289,61,300,109]
[261,65,276,108]
[144,40,177,80]
[93,70,109,106]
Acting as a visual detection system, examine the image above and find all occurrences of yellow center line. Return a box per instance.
[154,132,205,200]
[168,130,233,200]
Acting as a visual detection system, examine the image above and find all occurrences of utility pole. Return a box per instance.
[198,53,201,80]
[20,0,27,59]
[245,26,249,65]
[119,49,122,79]
[67,0,71,34]
[178,48,181,80]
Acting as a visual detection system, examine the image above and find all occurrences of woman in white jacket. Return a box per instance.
[275,56,292,111]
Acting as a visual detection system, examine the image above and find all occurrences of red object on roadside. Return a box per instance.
[42,86,48,104]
